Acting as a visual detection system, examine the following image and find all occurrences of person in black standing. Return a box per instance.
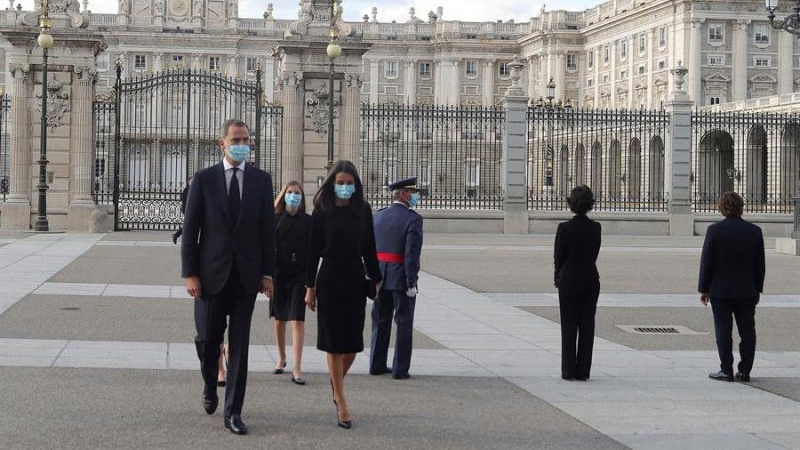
[172,177,192,244]
[304,160,381,430]
[270,180,311,385]
[554,185,602,381]
[181,119,275,435]
[699,191,765,383]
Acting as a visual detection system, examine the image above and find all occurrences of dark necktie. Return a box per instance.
[229,167,241,226]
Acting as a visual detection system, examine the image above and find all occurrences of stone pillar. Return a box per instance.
[449,59,460,106]
[227,54,239,78]
[689,19,703,105]
[527,56,537,101]
[664,63,694,236]
[67,65,99,230]
[404,60,416,104]
[609,43,617,106]
[646,44,654,109]
[483,60,495,106]
[340,73,362,163]
[369,59,379,105]
[153,52,163,73]
[555,52,566,101]
[732,19,750,101]
[434,60,442,105]
[263,58,275,103]
[627,36,635,109]
[593,48,600,107]
[280,72,304,186]
[778,30,794,95]
[0,63,32,229]
[502,56,528,234]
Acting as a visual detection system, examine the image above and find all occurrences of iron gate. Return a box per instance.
[93,64,282,231]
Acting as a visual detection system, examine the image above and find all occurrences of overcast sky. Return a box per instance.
[16,0,599,23]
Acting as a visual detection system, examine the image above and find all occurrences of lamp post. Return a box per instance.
[35,0,54,231]
[325,0,343,172]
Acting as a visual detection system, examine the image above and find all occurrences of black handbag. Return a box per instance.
[364,278,377,300]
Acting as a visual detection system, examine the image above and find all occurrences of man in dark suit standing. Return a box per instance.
[182,119,275,435]
[370,177,423,380]
[699,191,765,383]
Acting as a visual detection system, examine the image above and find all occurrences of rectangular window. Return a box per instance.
[209,56,220,71]
[658,27,666,48]
[420,162,431,186]
[638,65,646,75]
[620,40,627,59]
[586,78,593,87]
[465,61,478,77]
[754,57,771,67]
[639,34,646,54]
[658,59,666,70]
[96,53,109,70]
[172,55,184,68]
[709,55,725,65]
[245,57,258,72]
[499,62,510,77]
[466,161,481,187]
[708,96,721,105]
[754,24,769,45]
[620,69,627,80]
[588,51,594,69]
[603,74,610,84]
[709,24,723,42]
[603,46,609,64]
[566,54,577,71]
[419,62,431,77]
[384,61,398,77]
[134,54,147,70]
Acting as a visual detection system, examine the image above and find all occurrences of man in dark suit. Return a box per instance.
[699,191,765,383]
[181,119,275,435]
[370,177,423,380]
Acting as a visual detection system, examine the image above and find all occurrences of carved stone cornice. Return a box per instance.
[74,65,97,83]
[9,64,31,78]
[345,73,363,88]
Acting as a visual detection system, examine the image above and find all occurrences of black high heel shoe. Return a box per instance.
[273,361,286,375]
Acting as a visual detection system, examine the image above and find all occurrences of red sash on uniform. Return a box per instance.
[377,252,404,263]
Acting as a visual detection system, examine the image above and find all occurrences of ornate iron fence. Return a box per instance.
[1,94,10,202]
[527,106,669,211]
[691,110,799,213]
[93,66,282,230]
[360,104,504,209]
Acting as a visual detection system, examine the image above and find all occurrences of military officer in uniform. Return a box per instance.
[369,177,424,380]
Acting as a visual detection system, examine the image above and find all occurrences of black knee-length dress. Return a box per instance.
[306,203,381,354]
[269,210,311,322]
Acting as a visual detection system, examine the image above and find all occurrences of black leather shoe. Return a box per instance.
[337,419,352,429]
[392,373,410,380]
[224,414,248,435]
[369,367,391,376]
[735,372,751,382]
[709,370,734,382]
[202,388,218,415]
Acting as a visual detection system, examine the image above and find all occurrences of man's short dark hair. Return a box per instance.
[220,119,250,139]
[567,185,595,215]
[718,191,744,218]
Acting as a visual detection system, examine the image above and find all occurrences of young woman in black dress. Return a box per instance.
[270,181,311,385]
[304,160,381,429]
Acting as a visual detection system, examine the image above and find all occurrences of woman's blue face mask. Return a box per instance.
[284,192,302,208]
[334,184,356,199]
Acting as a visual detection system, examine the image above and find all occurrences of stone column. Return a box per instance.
[280,72,304,186]
[539,52,549,97]
[689,19,703,105]
[263,58,276,103]
[483,60,495,106]
[732,19,750,101]
[555,52,566,101]
[449,59,460,106]
[433,60,442,105]
[646,40,654,109]
[67,65,100,230]
[527,56,537,101]
[627,36,635,108]
[778,30,794,95]
[227,54,239,78]
[404,60,416,104]
[340,73,363,163]
[502,56,528,234]
[153,52,163,73]
[369,59,379,105]
[664,63,694,236]
[609,43,617,106]
[593,48,600,107]
[0,63,32,229]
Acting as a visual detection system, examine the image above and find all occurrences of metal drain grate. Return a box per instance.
[616,325,705,335]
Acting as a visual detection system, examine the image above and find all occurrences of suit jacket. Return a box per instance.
[181,162,275,296]
[698,216,765,299]
[554,214,602,292]
[373,202,423,291]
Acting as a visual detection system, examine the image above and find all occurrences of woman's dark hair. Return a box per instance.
[312,160,365,212]
[718,191,744,218]
[567,185,595,215]
[274,180,306,214]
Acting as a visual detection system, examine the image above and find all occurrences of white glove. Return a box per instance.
[405,286,418,297]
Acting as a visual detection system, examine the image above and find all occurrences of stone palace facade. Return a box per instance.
[1,0,798,109]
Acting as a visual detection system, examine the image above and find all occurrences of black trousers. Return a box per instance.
[710,297,757,376]
[369,289,416,377]
[194,264,256,418]
[558,289,598,380]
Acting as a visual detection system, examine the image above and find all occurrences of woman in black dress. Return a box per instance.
[270,181,311,385]
[304,160,381,429]
[554,185,602,381]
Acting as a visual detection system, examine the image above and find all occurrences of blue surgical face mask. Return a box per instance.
[334,184,356,200]
[409,192,420,208]
[228,144,251,162]
[284,192,302,208]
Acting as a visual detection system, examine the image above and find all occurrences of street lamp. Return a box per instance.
[325,0,343,172]
[35,0,54,231]
[766,0,800,37]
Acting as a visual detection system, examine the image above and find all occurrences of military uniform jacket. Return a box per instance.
[373,202,423,291]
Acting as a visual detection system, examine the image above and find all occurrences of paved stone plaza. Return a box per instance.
[1,230,799,449]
